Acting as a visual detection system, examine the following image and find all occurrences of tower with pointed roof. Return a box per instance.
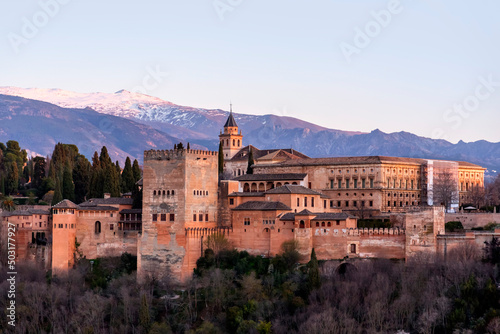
[219,104,243,160]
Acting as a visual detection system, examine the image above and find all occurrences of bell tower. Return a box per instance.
[219,104,243,160]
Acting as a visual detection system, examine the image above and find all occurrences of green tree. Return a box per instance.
[121,157,135,193]
[32,156,46,189]
[132,159,142,182]
[1,196,16,211]
[62,163,75,201]
[73,155,91,204]
[89,151,103,198]
[0,175,5,196]
[307,248,321,291]
[5,161,19,195]
[52,177,63,205]
[139,294,152,333]
[246,148,254,175]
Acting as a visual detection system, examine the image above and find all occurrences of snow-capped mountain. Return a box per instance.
[1,86,500,177]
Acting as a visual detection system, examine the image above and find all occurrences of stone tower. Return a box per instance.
[219,105,243,160]
[51,200,78,273]
[138,148,219,283]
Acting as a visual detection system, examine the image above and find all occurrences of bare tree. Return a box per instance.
[432,169,459,211]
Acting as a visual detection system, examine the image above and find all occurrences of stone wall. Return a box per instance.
[445,213,500,229]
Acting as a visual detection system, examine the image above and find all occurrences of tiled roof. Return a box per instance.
[79,197,133,206]
[52,199,79,209]
[254,155,484,169]
[229,145,309,162]
[278,212,356,221]
[266,185,325,196]
[78,206,119,211]
[224,111,238,127]
[1,207,51,217]
[228,192,265,197]
[296,209,314,216]
[232,201,292,211]
[234,173,307,181]
[312,212,357,220]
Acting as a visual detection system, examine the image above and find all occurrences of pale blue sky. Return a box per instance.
[1,0,499,143]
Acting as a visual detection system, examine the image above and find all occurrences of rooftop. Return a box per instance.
[232,201,292,211]
[234,173,307,182]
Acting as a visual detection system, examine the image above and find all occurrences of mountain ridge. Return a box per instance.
[0,87,498,178]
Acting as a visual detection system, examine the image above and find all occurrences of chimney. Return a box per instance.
[104,193,111,199]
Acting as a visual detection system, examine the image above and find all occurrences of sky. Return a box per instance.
[1,0,499,144]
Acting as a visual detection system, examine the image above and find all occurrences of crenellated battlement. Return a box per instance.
[144,149,218,161]
[312,227,405,237]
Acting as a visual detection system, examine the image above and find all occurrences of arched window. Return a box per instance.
[193,190,196,195]
[167,190,170,196]
[153,190,156,196]
[243,183,250,192]
[238,140,240,146]
[162,190,165,196]
[299,220,305,229]
[316,222,319,227]
[226,139,229,146]
[172,190,175,195]
[321,222,325,227]
[95,221,101,234]
[233,139,235,146]
[327,222,331,227]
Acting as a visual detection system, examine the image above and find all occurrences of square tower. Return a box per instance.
[138,148,219,282]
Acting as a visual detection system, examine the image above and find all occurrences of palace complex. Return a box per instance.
[1,111,494,283]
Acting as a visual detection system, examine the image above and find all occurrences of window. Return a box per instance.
[299,220,305,229]
[321,222,325,227]
[316,222,319,227]
[369,201,373,207]
[244,218,250,226]
[199,214,203,222]
[172,190,175,195]
[336,220,340,225]
[370,179,374,188]
[152,214,158,222]
[354,179,358,188]
[353,201,357,207]
[338,179,342,189]
[350,244,356,254]
[110,224,114,230]
[324,200,327,209]
[362,179,366,188]
[346,179,350,189]
[304,197,308,207]
[95,221,101,234]
[170,214,175,222]
[193,214,197,222]
[229,198,234,205]
[161,214,166,221]
[205,214,209,221]
[297,198,300,206]
[59,224,63,228]
[330,179,334,189]
[328,222,331,227]
[338,201,341,207]
[311,197,315,207]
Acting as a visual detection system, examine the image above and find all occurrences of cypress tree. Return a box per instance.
[132,159,141,183]
[62,163,75,201]
[6,161,19,195]
[73,155,91,204]
[307,248,321,291]
[246,148,254,174]
[121,157,135,193]
[89,151,103,198]
[218,141,224,175]
[52,177,63,205]
[187,142,190,150]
